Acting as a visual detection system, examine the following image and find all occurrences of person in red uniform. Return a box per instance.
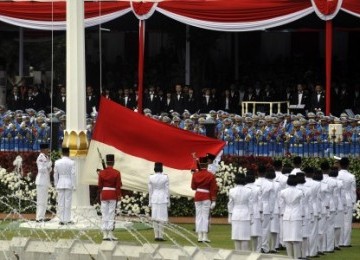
[191,153,218,243]
[98,154,122,241]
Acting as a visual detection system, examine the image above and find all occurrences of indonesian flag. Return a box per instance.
[83,97,225,197]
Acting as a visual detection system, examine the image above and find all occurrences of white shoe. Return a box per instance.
[202,233,211,243]
[102,231,109,240]
[108,231,118,241]
[197,232,203,242]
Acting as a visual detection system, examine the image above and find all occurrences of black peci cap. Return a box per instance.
[106,154,115,162]
[39,143,49,149]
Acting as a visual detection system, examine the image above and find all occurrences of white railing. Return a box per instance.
[241,101,290,116]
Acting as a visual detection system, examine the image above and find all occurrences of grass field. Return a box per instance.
[0,220,359,259]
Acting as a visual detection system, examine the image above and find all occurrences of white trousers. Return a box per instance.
[309,218,319,256]
[195,200,211,233]
[325,212,335,252]
[342,207,353,246]
[36,185,49,221]
[101,200,117,231]
[234,240,249,251]
[285,241,301,259]
[261,214,271,252]
[153,221,165,239]
[57,188,73,223]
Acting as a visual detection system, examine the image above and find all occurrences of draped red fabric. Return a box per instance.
[0,2,130,21]
[132,1,155,16]
[342,0,360,13]
[158,0,312,22]
[313,0,339,15]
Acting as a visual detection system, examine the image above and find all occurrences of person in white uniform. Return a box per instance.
[321,161,337,253]
[304,167,321,258]
[255,165,275,253]
[245,172,262,252]
[54,147,76,225]
[337,157,356,247]
[35,143,52,222]
[329,169,344,250]
[228,173,253,251]
[148,162,170,241]
[266,170,281,254]
[273,160,288,250]
[296,172,311,259]
[279,175,304,259]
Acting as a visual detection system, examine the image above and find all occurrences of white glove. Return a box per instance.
[228,213,232,224]
[167,201,171,208]
[148,203,152,208]
[210,201,216,210]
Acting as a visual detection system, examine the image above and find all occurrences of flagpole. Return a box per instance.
[137,19,145,114]
[65,0,96,222]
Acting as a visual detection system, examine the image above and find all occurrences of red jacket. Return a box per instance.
[98,166,122,201]
[191,169,218,202]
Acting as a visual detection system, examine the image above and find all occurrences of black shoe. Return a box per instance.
[260,248,269,254]
[102,238,110,241]
[325,251,334,253]
[157,238,166,242]
[67,221,74,225]
[318,252,325,255]
[59,222,65,225]
[334,247,341,251]
[340,245,352,247]
[269,250,278,254]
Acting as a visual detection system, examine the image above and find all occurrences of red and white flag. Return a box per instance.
[83,97,225,197]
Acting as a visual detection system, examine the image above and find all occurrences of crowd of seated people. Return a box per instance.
[1,80,360,157]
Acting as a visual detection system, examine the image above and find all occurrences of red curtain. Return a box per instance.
[343,0,360,13]
[158,0,312,22]
[0,2,130,21]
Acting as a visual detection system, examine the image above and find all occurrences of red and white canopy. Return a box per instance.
[0,0,359,31]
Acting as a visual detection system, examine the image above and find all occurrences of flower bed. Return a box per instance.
[0,152,359,219]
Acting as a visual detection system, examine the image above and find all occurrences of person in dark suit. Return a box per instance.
[23,87,37,110]
[291,83,309,114]
[199,88,216,113]
[171,84,186,113]
[229,84,240,113]
[163,91,173,113]
[243,87,257,114]
[144,86,160,114]
[7,86,23,111]
[185,87,198,114]
[86,85,99,115]
[54,85,67,112]
[118,88,136,110]
[310,84,325,112]
[219,89,232,113]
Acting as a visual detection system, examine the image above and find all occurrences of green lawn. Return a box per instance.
[0,220,359,259]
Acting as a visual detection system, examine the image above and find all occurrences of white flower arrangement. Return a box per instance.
[353,200,360,220]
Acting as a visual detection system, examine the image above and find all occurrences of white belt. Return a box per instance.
[196,188,209,193]
[102,187,116,191]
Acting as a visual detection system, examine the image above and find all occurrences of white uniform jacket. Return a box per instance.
[275,171,288,190]
[338,169,356,208]
[228,185,253,221]
[279,186,304,221]
[54,156,76,189]
[35,153,52,187]
[148,172,169,204]
[245,183,261,219]
[305,178,321,217]
[297,184,311,220]
[255,177,275,215]
[322,174,337,213]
